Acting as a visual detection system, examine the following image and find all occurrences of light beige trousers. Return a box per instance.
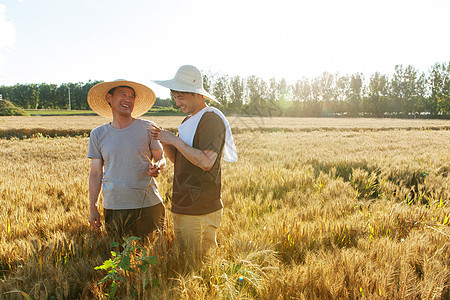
[172,209,223,255]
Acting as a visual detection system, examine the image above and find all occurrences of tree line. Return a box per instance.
[0,61,449,118]
[0,81,172,111]
[0,81,100,110]
[206,62,449,118]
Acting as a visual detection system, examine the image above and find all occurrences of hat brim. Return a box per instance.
[87,80,156,118]
[152,79,220,103]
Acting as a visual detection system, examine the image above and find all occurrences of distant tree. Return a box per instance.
[310,77,320,103]
[308,72,335,116]
[154,97,172,107]
[308,78,322,117]
[266,77,291,116]
[80,81,101,110]
[38,83,58,109]
[228,75,245,113]
[267,78,278,104]
[292,78,312,102]
[55,84,69,109]
[63,81,101,110]
[333,75,350,115]
[334,75,350,102]
[439,62,450,115]
[202,72,214,95]
[0,85,13,102]
[8,84,39,109]
[68,83,81,110]
[390,65,425,116]
[277,78,292,115]
[212,75,229,111]
[277,78,290,101]
[245,75,261,114]
[363,72,390,117]
[428,62,450,116]
[244,75,276,116]
[427,63,442,116]
[414,72,427,114]
[346,74,363,117]
[319,72,335,103]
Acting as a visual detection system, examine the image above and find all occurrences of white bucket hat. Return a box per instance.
[87,80,156,118]
[152,65,219,103]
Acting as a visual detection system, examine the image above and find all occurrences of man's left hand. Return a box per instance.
[150,128,178,146]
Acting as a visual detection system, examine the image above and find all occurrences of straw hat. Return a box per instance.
[87,80,156,118]
[152,65,219,103]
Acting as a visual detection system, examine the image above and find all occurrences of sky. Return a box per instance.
[0,0,449,98]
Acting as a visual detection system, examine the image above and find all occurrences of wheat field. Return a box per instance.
[0,116,449,299]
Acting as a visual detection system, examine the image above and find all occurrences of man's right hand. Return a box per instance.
[89,208,102,229]
[147,163,161,177]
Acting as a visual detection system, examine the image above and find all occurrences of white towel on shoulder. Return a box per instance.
[178,107,238,162]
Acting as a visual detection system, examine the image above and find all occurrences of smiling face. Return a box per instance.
[171,91,206,115]
[106,86,136,117]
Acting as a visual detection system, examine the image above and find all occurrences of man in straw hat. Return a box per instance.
[87,80,166,240]
[150,65,237,255]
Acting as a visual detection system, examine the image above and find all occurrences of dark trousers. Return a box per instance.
[104,203,165,241]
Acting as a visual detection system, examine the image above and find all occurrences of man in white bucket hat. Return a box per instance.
[150,65,237,255]
[86,80,166,241]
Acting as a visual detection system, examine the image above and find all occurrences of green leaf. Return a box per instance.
[4,290,33,300]
[138,264,149,272]
[97,275,110,284]
[110,242,119,248]
[109,282,118,298]
[152,278,160,287]
[95,258,116,271]
[129,236,141,241]
[103,259,116,269]
[118,255,131,270]
[148,256,158,265]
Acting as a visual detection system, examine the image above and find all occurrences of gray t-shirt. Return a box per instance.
[87,119,163,210]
